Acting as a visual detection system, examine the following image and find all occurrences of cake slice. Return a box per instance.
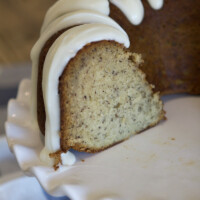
[58,41,165,153]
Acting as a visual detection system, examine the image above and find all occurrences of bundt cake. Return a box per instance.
[31,0,199,168]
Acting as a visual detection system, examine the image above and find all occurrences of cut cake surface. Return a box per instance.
[58,41,165,152]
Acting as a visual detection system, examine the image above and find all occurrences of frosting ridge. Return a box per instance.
[147,0,164,10]
[41,0,110,33]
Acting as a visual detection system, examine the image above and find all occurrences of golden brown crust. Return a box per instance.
[110,0,200,95]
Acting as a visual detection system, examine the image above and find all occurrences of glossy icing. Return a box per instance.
[41,0,110,33]
[110,0,163,25]
[147,0,164,10]
[110,0,144,25]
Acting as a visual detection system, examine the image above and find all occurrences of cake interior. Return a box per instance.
[59,41,164,152]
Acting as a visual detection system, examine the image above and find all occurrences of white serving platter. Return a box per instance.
[5,79,200,200]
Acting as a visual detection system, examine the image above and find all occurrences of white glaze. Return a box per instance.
[61,151,76,165]
[42,24,129,152]
[39,147,55,166]
[110,0,163,25]
[110,0,144,25]
[41,0,110,33]
[147,0,164,10]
